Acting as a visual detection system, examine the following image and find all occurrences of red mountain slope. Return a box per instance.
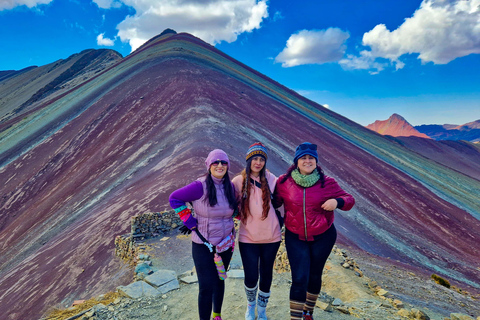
[366,113,430,138]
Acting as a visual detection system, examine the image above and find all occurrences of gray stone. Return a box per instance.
[227,269,245,279]
[332,298,343,306]
[135,262,153,275]
[117,281,161,299]
[138,253,150,260]
[93,304,106,311]
[450,314,474,320]
[180,275,198,284]
[144,270,177,288]
[158,278,180,294]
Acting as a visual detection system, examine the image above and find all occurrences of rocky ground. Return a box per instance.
[46,229,480,320]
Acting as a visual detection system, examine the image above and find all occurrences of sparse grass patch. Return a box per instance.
[44,291,121,320]
[431,274,451,288]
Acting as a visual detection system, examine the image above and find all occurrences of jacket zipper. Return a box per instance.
[303,188,307,240]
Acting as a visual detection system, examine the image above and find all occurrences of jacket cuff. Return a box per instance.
[335,198,345,209]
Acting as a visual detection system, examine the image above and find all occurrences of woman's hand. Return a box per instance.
[321,199,338,211]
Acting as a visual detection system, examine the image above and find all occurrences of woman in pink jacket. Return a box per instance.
[232,143,282,320]
[273,142,355,320]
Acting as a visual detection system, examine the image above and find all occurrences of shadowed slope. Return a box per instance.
[0,49,122,125]
[0,33,479,319]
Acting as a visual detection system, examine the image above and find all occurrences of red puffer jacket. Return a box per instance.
[274,175,355,241]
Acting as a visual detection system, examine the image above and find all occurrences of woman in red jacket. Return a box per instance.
[273,142,355,320]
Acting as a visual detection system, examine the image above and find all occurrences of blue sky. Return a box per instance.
[1,0,479,126]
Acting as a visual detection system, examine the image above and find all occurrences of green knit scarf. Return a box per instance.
[291,168,320,188]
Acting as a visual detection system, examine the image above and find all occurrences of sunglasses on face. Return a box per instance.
[211,160,228,166]
[298,143,317,151]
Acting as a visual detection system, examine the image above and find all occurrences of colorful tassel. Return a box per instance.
[214,253,227,280]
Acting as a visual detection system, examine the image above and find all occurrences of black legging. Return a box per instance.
[285,224,337,302]
[192,242,233,320]
[239,241,281,292]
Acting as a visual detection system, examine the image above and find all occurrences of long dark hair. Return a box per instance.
[279,163,325,187]
[239,158,271,223]
[204,170,237,209]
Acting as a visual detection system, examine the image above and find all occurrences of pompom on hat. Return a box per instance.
[205,149,230,170]
[246,142,268,162]
[293,142,318,164]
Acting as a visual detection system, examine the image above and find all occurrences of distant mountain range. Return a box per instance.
[1,30,479,320]
[366,113,480,142]
[416,120,480,142]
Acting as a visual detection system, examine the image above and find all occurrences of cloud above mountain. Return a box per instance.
[277,0,480,73]
[97,0,268,52]
[275,28,350,67]
[97,33,115,46]
[343,0,480,72]
[0,0,52,10]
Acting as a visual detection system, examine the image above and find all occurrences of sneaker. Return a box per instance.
[213,317,222,320]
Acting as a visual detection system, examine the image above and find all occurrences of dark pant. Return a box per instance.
[239,241,281,292]
[285,224,337,302]
[192,242,233,320]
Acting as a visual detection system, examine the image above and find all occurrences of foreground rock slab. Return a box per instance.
[117,281,161,299]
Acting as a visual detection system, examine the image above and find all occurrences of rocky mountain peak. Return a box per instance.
[366,114,430,139]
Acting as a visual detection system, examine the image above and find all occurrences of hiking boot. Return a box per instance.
[257,290,270,320]
[245,284,257,320]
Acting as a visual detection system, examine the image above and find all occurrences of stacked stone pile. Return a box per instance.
[114,234,136,263]
[114,210,182,264]
[130,210,182,240]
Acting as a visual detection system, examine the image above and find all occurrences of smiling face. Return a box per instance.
[250,156,265,177]
[210,160,228,179]
[297,155,317,175]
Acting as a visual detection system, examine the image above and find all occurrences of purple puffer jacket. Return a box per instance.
[274,175,355,241]
[169,176,235,246]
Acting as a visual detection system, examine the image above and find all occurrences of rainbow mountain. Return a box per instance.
[0,30,479,319]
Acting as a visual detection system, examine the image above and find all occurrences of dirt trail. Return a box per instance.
[56,229,480,320]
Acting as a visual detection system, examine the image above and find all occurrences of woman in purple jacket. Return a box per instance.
[169,149,238,320]
[273,142,355,320]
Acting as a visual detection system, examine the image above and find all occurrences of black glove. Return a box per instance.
[179,225,192,235]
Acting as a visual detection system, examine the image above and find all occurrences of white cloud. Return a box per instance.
[0,0,52,10]
[342,0,480,72]
[339,50,389,74]
[274,28,350,67]
[97,33,115,46]
[92,0,122,9]
[114,0,268,52]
